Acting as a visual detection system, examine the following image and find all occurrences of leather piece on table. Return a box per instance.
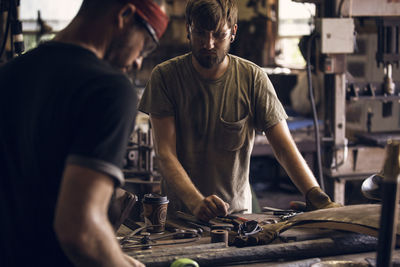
[108,188,138,231]
[252,204,399,246]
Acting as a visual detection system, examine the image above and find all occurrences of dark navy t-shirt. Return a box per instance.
[0,42,137,266]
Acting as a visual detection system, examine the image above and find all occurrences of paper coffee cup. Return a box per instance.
[142,194,169,233]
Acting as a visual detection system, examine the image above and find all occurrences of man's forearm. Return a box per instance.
[150,115,205,214]
[266,121,319,195]
[157,154,204,211]
[54,165,142,267]
[267,122,340,211]
[276,145,319,195]
[57,215,137,267]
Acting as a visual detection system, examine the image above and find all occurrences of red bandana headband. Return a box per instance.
[130,0,169,42]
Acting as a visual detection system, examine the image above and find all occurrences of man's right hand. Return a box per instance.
[193,195,229,222]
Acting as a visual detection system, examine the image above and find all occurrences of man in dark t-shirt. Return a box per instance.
[0,0,168,266]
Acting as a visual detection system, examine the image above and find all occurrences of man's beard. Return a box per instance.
[104,41,127,71]
[192,44,230,69]
[104,31,135,72]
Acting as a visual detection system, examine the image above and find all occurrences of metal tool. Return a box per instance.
[262,206,303,221]
[175,211,233,231]
[279,211,303,221]
[262,206,301,213]
[175,211,213,227]
[216,215,262,237]
[165,220,204,235]
[120,228,200,250]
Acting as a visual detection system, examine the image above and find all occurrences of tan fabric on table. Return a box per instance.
[139,53,287,215]
[253,204,400,246]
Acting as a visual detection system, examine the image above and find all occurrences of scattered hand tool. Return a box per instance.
[262,206,299,213]
[289,201,307,212]
[262,206,303,221]
[216,214,262,237]
[120,228,201,250]
[175,211,213,227]
[184,221,206,235]
[175,211,233,231]
[165,220,204,235]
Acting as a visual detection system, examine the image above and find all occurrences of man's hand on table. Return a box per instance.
[305,186,342,210]
[193,195,230,222]
[290,186,342,212]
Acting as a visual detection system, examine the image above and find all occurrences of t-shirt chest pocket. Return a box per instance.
[216,114,249,151]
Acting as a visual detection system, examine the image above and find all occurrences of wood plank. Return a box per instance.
[131,233,377,267]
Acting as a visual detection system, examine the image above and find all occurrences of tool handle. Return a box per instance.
[226,214,248,222]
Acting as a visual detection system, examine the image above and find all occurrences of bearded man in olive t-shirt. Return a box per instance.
[139,0,340,222]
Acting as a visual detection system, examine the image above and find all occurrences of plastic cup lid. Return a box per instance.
[142,193,169,204]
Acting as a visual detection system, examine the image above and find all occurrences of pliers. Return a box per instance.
[216,215,262,236]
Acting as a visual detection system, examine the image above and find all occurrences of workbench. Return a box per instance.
[117,206,400,267]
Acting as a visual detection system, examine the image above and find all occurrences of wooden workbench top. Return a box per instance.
[117,205,399,266]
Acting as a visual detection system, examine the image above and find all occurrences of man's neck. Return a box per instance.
[191,54,229,80]
[53,17,109,59]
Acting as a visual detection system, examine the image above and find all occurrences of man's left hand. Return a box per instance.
[305,186,342,211]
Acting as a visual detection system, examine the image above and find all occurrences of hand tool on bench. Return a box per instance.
[175,211,233,232]
[216,214,262,247]
[175,211,213,227]
[262,206,303,221]
[165,220,204,235]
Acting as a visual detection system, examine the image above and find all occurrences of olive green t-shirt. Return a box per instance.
[138,53,287,214]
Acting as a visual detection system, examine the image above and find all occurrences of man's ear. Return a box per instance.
[118,3,136,29]
[232,24,238,36]
[231,23,238,42]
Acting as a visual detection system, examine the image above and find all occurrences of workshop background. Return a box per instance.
[1,0,400,215]
[2,1,400,266]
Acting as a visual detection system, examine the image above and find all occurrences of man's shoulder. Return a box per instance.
[41,42,133,95]
[156,53,191,71]
[43,42,132,89]
[229,54,266,75]
[40,41,115,72]
[229,54,262,70]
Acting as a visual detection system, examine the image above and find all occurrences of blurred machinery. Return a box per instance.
[123,125,161,221]
[124,125,158,182]
[324,1,399,204]
[0,0,24,61]
[293,0,400,205]
[346,17,400,137]
[303,2,400,265]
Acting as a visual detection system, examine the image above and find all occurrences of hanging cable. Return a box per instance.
[306,32,325,192]
[0,0,23,59]
[10,0,24,55]
[0,0,11,59]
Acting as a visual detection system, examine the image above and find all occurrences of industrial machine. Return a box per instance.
[299,1,400,266]
[293,0,400,205]
[123,124,158,182]
[346,16,400,138]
